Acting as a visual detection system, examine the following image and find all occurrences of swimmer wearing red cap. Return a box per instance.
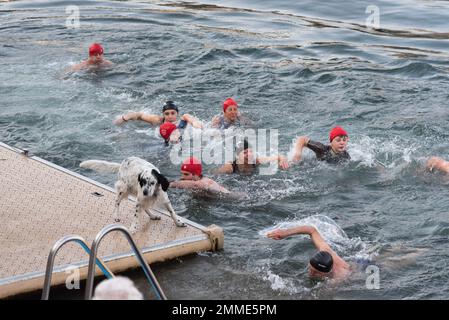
[211,98,251,130]
[169,157,231,195]
[70,43,113,71]
[293,126,350,164]
[426,156,449,174]
[114,101,203,143]
[214,138,289,175]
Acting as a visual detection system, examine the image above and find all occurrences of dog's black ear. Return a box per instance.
[138,173,144,187]
[152,169,169,192]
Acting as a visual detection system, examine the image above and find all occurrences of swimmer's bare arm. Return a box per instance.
[101,59,114,67]
[292,136,310,163]
[267,226,347,266]
[257,155,289,170]
[267,226,329,249]
[426,157,449,174]
[170,179,230,194]
[68,61,87,72]
[181,114,203,129]
[213,163,234,174]
[169,180,204,190]
[113,112,163,126]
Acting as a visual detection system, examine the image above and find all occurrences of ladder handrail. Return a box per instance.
[41,235,114,300]
[84,223,167,300]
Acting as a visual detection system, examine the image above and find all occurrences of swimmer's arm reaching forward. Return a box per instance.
[257,155,290,170]
[267,226,348,268]
[426,157,449,174]
[292,136,311,163]
[181,114,203,129]
[169,178,230,194]
[113,112,162,126]
[267,226,330,251]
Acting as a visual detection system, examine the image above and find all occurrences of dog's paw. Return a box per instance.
[176,220,187,227]
[150,215,161,221]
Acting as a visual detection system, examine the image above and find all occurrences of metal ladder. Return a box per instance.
[42,223,166,300]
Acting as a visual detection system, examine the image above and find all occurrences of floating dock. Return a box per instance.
[0,142,223,299]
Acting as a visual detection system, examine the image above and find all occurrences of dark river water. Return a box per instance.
[1,0,449,299]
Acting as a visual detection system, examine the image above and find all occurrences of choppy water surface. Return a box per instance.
[1,0,449,299]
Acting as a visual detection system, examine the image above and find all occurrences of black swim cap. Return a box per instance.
[162,101,178,113]
[309,251,333,273]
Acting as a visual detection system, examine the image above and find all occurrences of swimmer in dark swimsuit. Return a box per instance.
[211,98,251,130]
[292,126,351,165]
[114,101,203,129]
[267,225,351,280]
[214,139,289,175]
[426,156,449,174]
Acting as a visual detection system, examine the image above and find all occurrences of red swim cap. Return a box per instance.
[223,98,238,112]
[329,126,348,142]
[89,43,104,56]
[159,122,177,141]
[181,157,202,176]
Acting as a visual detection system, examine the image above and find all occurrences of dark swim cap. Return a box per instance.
[309,251,333,273]
[162,101,179,113]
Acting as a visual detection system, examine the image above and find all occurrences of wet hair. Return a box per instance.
[309,251,333,273]
[162,101,179,113]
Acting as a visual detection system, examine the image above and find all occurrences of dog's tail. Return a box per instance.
[80,160,121,173]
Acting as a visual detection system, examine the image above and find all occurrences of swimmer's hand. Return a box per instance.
[278,156,290,170]
[113,115,127,126]
[266,229,289,240]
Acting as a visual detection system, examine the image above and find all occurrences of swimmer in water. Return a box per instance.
[70,43,113,72]
[292,126,351,165]
[267,225,351,280]
[169,157,232,196]
[211,98,251,130]
[425,156,449,174]
[214,138,289,175]
[114,101,203,129]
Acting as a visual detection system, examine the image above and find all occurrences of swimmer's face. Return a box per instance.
[308,263,332,278]
[237,148,255,165]
[89,53,104,64]
[163,110,178,123]
[224,105,238,121]
[330,135,348,153]
[180,170,200,181]
[180,170,193,180]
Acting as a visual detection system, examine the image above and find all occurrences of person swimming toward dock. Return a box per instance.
[425,156,449,174]
[214,138,289,175]
[169,157,232,196]
[292,126,351,165]
[267,225,351,280]
[70,43,113,72]
[211,98,251,130]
